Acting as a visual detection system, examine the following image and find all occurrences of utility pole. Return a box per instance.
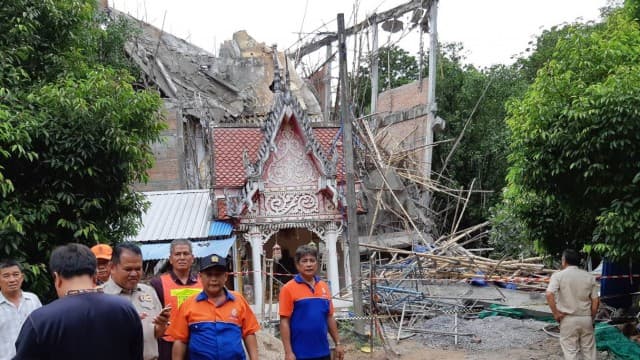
[323,44,333,122]
[370,14,379,113]
[424,0,438,200]
[338,13,365,335]
[295,0,423,59]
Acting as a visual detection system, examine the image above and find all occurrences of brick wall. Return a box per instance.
[134,101,184,191]
[377,78,428,113]
[375,79,429,170]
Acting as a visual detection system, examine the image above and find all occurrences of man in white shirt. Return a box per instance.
[0,259,42,360]
[546,249,599,360]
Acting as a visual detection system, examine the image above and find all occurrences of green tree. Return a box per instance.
[502,3,640,260]
[431,43,528,232]
[0,1,164,296]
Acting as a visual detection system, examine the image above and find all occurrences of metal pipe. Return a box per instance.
[403,327,473,337]
[396,302,407,341]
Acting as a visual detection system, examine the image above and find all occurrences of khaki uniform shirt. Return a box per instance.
[547,266,598,316]
[103,279,161,360]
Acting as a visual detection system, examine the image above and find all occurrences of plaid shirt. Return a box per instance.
[0,291,42,360]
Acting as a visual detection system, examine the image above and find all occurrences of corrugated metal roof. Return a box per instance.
[133,190,212,242]
[209,221,233,237]
[140,236,236,260]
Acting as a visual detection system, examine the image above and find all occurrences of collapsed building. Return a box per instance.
[113,7,489,307]
[115,11,373,311]
[108,6,640,357]
[112,1,542,306]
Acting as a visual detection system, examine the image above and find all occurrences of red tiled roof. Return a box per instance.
[314,128,344,183]
[212,127,342,188]
[213,128,263,188]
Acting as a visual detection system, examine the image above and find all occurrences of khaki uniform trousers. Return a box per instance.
[559,315,596,360]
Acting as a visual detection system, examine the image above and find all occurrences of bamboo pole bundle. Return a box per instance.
[359,243,554,279]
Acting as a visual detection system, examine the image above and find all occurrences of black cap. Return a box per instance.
[200,254,227,272]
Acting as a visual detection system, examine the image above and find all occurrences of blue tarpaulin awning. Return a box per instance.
[140,236,236,261]
[209,221,233,237]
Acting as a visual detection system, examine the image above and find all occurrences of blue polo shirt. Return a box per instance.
[279,274,334,359]
[167,289,260,360]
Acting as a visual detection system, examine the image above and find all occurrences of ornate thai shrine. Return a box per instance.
[118,8,360,309]
[212,55,351,310]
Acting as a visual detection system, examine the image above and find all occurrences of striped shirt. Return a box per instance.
[0,291,42,360]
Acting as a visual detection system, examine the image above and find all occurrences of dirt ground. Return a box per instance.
[259,329,568,360]
[256,320,612,360]
[345,337,611,360]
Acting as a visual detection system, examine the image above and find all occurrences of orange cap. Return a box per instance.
[91,244,113,261]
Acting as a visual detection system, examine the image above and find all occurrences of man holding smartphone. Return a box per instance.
[104,242,170,360]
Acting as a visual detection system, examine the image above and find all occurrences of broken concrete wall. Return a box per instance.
[354,79,437,243]
[113,9,326,192]
[218,31,322,122]
[375,79,429,170]
[182,115,210,189]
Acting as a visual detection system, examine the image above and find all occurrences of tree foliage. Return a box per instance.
[502,4,640,260]
[431,44,528,231]
[0,1,164,296]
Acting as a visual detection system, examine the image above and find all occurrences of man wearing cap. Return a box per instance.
[90,244,112,285]
[150,239,202,360]
[103,242,170,360]
[0,259,41,360]
[279,244,344,360]
[167,254,259,360]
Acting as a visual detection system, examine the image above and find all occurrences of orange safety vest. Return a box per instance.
[160,273,202,342]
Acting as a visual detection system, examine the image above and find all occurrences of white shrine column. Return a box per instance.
[325,222,341,296]
[341,231,352,292]
[248,226,264,311]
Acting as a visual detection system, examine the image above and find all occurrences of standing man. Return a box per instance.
[0,259,41,360]
[104,242,170,360]
[14,243,143,359]
[91,243,112,285]
[150,239,202,360]
[546,249,599,360]
[167,254,259,360]
[279,245,344,360]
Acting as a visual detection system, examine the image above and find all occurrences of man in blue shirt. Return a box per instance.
[279,245,344,360]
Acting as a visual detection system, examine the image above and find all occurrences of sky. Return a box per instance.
[110,0,611,69]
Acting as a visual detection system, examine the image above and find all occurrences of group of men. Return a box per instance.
[0,241,345,360]
[1,241,599,360]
